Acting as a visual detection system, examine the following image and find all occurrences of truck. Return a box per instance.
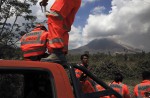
[0,60,122,98]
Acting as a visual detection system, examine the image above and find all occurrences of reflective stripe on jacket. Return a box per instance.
[109,82,130,98]
[110,83,123,96]
[20,28,48,57]
[137,85,150,98]
[75,64,84,78]
[134,80,150,98]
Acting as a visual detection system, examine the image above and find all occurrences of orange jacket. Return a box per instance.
[75,63,95,93]
[95,83,110,98]
[20,28,48,57]
[134,80,150,98]
[75,64,109,98]
[75,69,110,98]
[80,78,96,93]
[109,81,130,98]
[75,63,85,78]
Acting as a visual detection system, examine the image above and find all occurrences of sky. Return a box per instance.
[30,0,150,52]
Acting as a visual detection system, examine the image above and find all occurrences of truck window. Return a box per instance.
[0,69,55,98]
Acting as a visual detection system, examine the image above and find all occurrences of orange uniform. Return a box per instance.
[46,0,81,54]
[75,64,107,96]
[20,28,48,59]
[75,64,84,78]
[75,63,95,93]
[109,81,130,98]
[80,78,96,93]
[134,80,150,98]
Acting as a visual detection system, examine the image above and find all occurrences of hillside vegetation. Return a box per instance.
[67,52,150,95]
[1,48,149,80]
[67,52,150,80]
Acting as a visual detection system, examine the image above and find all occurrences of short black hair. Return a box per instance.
[142,71,150,80]
[114,73,124,82]
[80,54,89,60]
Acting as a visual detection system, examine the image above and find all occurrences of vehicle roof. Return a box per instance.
[0,60,60,68]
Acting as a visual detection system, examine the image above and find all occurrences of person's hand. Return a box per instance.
[39,0,48,6]
[45,11,50,17]
[79,74,87,81]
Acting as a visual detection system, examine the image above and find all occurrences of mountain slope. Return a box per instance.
[68,38,141,54]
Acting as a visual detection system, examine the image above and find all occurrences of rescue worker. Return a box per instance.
[20,24,49,61]
[39,0,81,65]
[75,54,96,93]
[75,54,102,93]
[75,54,90,79]
[134,71,150,98]
[109,73,131,98]
[20,24,49,98]
[80,74,108,95]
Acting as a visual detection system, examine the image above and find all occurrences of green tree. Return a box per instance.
[0,0,38,59]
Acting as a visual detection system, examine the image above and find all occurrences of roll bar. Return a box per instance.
[67,63,122,98]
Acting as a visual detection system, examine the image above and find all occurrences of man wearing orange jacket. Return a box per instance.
[75,54,90,78]
[75,54,95,93]
[20,24,51,98]
[75,53,106,94]
[134,71,150,98]
[75,54,110,98]
[39,0,81,65]
[109,73,131,98]
[20,24,49,61]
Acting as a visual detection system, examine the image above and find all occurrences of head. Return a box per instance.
[142,71,150,80]
[114,73,124,82]
[35,24,47,31]
[80,54,89,67]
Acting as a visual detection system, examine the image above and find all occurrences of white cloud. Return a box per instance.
[82,0,150,52]
[81,0,97,7]
[30,0,55,22]
[69,26,82,49]
[91,6,105,14]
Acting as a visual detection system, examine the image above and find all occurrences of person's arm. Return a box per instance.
[133,85,138,98]
[123,85,131,98]
[39,0,48,6]
[39,0,63,19]
[75,69,83,78]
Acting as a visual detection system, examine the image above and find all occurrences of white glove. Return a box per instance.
[45,11,51,17]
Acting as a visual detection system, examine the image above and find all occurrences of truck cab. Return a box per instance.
[0,60,122,98]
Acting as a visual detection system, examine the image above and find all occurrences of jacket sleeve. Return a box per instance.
[133,85,138,98]
[123,85,131,98]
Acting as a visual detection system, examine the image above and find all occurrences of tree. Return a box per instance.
[0,0,38,59]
